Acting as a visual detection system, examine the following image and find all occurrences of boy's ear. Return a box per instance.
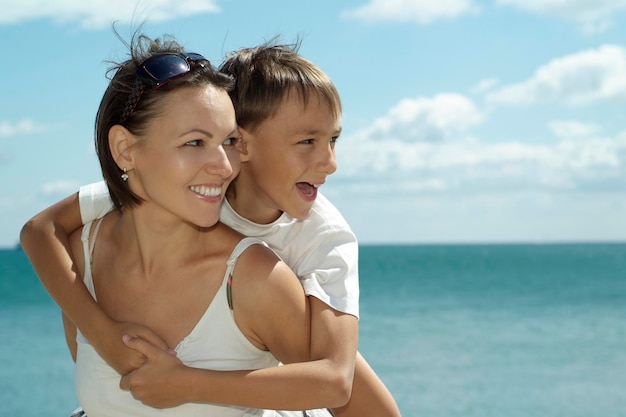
[238,127,252,162]
[109,125,135,170]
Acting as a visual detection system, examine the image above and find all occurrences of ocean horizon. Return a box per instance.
[2,242,625,416]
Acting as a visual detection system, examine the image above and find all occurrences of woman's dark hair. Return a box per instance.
[96,31,234,210]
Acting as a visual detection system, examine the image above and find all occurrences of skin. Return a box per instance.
[21,89,402,415]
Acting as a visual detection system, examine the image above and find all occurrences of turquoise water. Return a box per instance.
[2,244,626,416]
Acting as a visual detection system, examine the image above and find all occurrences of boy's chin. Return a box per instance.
[285,205,314,220]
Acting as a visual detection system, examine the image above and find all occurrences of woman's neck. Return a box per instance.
[110,205,215,277]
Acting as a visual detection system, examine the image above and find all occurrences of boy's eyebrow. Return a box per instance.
[299,127,343,136]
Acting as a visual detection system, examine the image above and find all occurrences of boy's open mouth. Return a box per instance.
[296,182,318,198]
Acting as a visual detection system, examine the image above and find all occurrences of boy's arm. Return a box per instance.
[20,193,168,374]
[120,255,352,410]
[119,290,396,413]
[307,298,402,417]
[120,230,400,414]
[304,226,401,417]
[333,352,402,417]
[62,312,78,362]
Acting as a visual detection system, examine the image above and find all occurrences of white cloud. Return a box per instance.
[0,0,220,29]
[342,133,626,192]
[350,93,484,146]
[339,95,626,196]
[0,119,47,137]
[333,116,626,243]
[486,45,626,106]
[497,0,626,34]
[548,120,601,139]
[470,78,500,94]
[342,0,480,24]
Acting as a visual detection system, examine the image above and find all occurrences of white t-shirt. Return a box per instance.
[79,181,359,318]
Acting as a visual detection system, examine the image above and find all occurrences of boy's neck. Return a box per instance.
[226,181,283,225]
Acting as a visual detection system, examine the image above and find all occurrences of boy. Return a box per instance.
[21,42,400,416]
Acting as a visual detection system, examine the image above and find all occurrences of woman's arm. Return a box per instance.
[20,193,168,374]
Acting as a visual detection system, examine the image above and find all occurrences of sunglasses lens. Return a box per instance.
[141,55,191,86]
[184,52,207,62]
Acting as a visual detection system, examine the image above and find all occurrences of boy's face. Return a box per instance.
[235,89,341,223]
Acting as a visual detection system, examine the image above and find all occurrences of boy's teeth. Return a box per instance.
[190,185,221,197]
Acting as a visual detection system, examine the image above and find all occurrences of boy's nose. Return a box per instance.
[319,144,338,175]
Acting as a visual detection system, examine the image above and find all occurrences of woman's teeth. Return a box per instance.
[190,185,221,197]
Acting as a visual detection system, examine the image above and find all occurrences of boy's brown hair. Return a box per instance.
[219,40,342,132]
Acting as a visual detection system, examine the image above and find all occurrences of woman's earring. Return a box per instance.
[121,168,129,182]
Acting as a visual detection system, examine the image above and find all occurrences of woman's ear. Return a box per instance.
[109,125,135,170]
[238,127,252,162]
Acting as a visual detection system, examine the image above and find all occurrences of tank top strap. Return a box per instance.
[225,237,268,310]
[79,219,104,299]
[80,222,93,279]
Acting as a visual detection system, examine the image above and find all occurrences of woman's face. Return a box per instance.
[128,84,241,227]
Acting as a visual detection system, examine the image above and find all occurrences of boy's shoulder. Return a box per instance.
[306,192,351,231]
[291,192,358,251]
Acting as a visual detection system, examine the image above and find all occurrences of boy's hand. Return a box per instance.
[92,321,170,375]
[119,335,188,408]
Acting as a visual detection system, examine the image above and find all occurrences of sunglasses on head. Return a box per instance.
[121,52,209,122]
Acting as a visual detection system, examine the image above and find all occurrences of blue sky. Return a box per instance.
[1,0,626,247]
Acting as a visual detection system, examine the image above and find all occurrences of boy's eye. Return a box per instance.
[299,139,314,145]
[185,139,203,146]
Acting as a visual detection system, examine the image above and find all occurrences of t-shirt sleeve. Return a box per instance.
[298,225,360,319]
[78,181,114,225]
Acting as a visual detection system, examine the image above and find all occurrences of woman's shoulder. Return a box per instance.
[227,237,297,298]
[232,238,284,278]
[228,236,308,351]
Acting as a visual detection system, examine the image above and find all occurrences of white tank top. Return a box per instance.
[75,220,282,417]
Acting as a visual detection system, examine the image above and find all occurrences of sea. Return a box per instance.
[1,243,625,417]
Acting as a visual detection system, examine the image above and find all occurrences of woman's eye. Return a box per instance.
[185,140,202,146]
[223,137,240,146]
[299,139,314,145]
